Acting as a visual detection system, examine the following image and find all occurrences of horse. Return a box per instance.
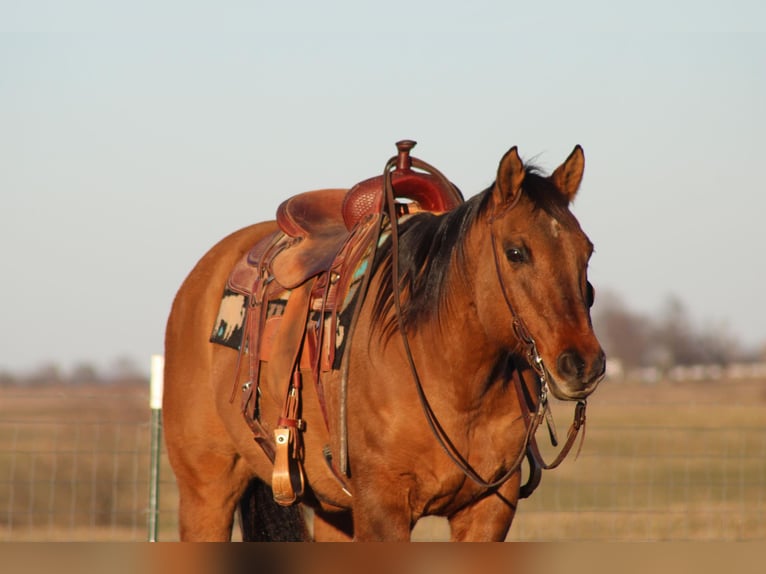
[162,141,605,541]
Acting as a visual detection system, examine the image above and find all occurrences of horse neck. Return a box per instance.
[409,223,512,407]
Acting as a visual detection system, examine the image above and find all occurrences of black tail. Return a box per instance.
[238,478,308,541]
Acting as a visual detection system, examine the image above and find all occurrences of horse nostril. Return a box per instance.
[594,350,607,379]
[557,350,585,382]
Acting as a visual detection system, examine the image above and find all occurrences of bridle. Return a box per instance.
[487,211,589,473]
[383,159,588,491]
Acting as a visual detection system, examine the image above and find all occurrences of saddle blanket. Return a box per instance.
[209,234,374,373]
[210,287,289,352]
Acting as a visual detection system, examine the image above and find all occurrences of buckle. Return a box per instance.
[574,400,587,430]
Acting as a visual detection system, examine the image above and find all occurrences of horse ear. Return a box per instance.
[494,146,525,209]
[551,145,585,201]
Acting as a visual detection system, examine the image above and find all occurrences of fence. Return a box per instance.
[0,381,176,542]
[1,376,764,541]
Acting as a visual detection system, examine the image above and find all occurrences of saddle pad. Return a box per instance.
[210,288,247,350]
[210,288,290,353]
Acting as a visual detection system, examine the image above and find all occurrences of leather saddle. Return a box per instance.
[228,139,462,300]
[216,140,463,504]
[271,140,461,289]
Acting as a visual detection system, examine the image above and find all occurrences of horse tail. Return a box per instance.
[238,478,309,541]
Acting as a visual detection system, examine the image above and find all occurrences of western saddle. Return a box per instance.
[217,140,463,504]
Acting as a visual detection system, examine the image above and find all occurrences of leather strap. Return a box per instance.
[510,365,587,468]
[527,401,587,470]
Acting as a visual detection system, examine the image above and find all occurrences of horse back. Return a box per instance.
[165,221,279,360]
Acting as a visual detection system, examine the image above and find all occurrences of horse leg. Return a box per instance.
[348,476,413,541]
[163,340,253,540]
[311,508,354,542]
[163,349,252,541]
[447,473,522,541]
[169,435,252,541]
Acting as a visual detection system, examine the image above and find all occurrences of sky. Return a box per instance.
[2,0,765,375]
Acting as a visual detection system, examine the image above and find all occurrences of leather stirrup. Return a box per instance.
[271,426,306,506]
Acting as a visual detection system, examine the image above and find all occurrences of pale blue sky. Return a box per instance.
[2,0,764,373]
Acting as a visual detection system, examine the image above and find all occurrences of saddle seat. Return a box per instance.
[272,188,350,289]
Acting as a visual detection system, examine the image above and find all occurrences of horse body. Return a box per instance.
[163,143,604,541]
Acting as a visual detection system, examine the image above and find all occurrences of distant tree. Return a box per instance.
[696,321,741,364]
[592,290,652,368]
[654,296,702,366]
[69,363,101,385]
[654,296,741,366]
[107,356,145,385]
[0,370,17,387]
[593,291,746,370]
[26,363,64,386]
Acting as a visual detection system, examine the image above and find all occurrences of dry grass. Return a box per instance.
[417,378,766,541]
[1,378,764,541]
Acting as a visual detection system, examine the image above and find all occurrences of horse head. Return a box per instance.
[482,145,605,401]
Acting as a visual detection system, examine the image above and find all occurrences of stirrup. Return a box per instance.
[271,427,305,506]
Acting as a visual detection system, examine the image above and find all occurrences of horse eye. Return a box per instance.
[506,247,527,264]
[586,281,595,308]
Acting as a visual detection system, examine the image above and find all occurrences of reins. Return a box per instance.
[384,160,588,490]
[384,159,531,489]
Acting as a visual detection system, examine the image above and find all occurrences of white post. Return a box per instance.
[150,354,165,411]
[148,354,164,542]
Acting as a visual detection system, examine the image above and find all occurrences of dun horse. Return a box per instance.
[163,141,605,541]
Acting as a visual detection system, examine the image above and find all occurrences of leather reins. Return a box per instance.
[384,160,588,490]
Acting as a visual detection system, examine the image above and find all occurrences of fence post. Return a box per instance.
[148,354,164,542]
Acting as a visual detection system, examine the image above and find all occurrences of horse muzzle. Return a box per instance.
[547,347,606,401]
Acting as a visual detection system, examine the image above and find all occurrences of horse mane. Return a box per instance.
[371,165,570,340]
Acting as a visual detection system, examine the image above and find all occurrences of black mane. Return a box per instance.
[371,166,569,338]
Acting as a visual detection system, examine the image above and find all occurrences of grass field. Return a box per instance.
[1,377,764,541]
[505,377,765,541]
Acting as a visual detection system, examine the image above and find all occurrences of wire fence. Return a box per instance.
[508,377,766,541]
[2,419,149,540]
[0,384,178,542]
[506,424,765,541]
[1,378,764,541]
